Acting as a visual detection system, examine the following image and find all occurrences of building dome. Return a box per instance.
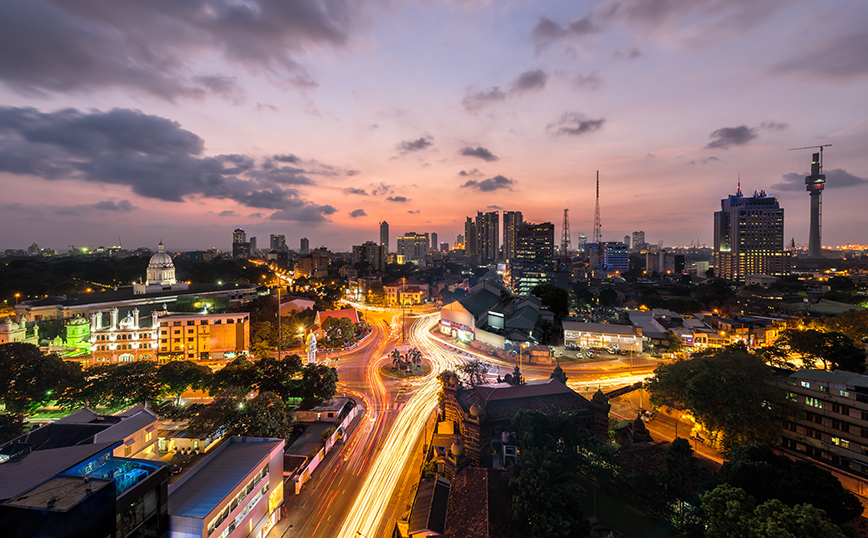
[592,388,609,405]
[145,243,177,287]
[148,242,174,270]
[451,440,464,457]
[469,404,483,417]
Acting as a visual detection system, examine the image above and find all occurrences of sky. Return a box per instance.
[1,0,866,253]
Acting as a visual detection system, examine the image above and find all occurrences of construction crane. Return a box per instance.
[788,144,831,167]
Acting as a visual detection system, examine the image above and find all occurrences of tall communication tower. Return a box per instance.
[592,171,602,244]
[560,208,571,257]
[789,144,831,258]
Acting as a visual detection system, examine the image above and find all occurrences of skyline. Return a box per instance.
[1,1,867,252]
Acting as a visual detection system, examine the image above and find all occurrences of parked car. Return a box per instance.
[640,411,655,422]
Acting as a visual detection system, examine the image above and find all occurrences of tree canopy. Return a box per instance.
[645,347,795,452]
[773,328,865,372]
[0,343,80,413]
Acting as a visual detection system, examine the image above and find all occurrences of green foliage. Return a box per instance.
[187,390,292,439]
[0,413,25,444]
[694,279,735,309]
[722,444,862,524]
[322,316,356,348]
[666,332,683,352]
[207,357,258,395]
[297,363,338,408]
[0,343,80,413]
[457,359,489,387]
[812,310,868,345]
[774,328,865,372]
[158,360,211,404]
[256,355,303,401]
[646,348,795,453]
[366,284,386,306]
[421,460,438,479]
[111,361,164,406]
[700,484,849,538]
[531,283,569,320]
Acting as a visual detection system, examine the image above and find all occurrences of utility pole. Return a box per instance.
[276,279,281,361]
[401,277,406,343]
[560,208,571,259]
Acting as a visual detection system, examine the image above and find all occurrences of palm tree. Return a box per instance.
[390,349,402,370]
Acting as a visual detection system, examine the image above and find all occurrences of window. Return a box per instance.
[188,338,194,342]
[800,381,811,389]
[174,329,181,335]
[832,437,851,449]
[840,390,850,398]
[161,330,167,335]
[819,385,829,393]
[187,321,195,326]
[806,397,823,409]
[807,429,822,440]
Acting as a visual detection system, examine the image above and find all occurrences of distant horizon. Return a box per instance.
[1,2,866,252]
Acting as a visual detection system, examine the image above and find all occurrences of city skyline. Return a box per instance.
[1,1,867,252]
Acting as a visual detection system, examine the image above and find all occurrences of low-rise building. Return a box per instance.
[168,436,284,538]
[562,321,642,352]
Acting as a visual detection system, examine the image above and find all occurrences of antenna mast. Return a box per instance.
[561,208,571,258]
[788,144,831,259]
[592,171,602,244]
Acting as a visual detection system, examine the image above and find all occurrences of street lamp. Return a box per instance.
[14,293,20,306]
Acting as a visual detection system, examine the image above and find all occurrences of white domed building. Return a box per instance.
[133,243,189,296]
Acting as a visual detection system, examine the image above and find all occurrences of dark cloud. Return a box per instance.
[273,154,301,163]
[269,202,337,223]
[547,112,605,136]
[349,209,367,218]
[370,183,394,195]
[462,87,507,112]
[771,169,868,191]
[461,175,515,192]
[613,48,642,60]
[574,72,602,90]
[687,156,721,165]
[346,169,361,176]
[459,169,482,177]
[398,136,433,153]
[219,210,237,217]
[772,32,868,81]
[460,146,499,162]
[345,187,368,195]
[706,125,757,149]
[511,70,548,92]
[0,1,362,100]
[530,16,598,50]
[487,205,503,210]
[407,210,420,214]
[0,105,335,212]
[255,103,279,113]
[93,199,136,211]
[760,121,788,131]
[387,196,409,203]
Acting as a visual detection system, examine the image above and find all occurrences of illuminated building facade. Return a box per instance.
[714,185,790,282]
[503,211,523,261]
[88,310,249,364]
[475,211,499,264]
[133,242,189,295]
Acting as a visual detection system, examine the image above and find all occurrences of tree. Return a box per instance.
[694,279,735,309]
[322,317,356,348]
[598,287,618,307]
[297,363,338,408]
[775,328,866,372]
[701,484,849,538]
[666,332,683,353]
[813,310,868,345]
[646,347,795,452]
[208,357,258,395]
[256,355,303,401]
[0,413,24,444]
[722,444,862,524]
[458,359,489,387]
[110,361,164,406]
[187,389,292,439]
[0,343,77,413]
[531,284,569,320]
[158,360,212,405]
[250,339,276,360]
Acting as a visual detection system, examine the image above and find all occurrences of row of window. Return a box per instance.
[95,343,153,351]
[95,333,151,341]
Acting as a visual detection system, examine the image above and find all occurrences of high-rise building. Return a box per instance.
[352,241,387,272]
[300,237,310,255]
[380,221,390,251]
[515,222,555,263]
[431,232,438,251]
[233,228,246,245]
[457,234,464,249]
[464,218,477,258]
[232,228,249,259]
[249,236,257,253]
[714,185,789,281]
[589,242,629,275]
[396,232,430,262]
[577,233,587,255]
[270,234,286,251]
[631,231,646,252]
[503,211,523,261]
[624,235,631,249]
[804,152,826,258]
[475,211,499,264]
[440,242,449,252]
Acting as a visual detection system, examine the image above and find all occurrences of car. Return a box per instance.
[167,464,182,475]
[640,411,655,422]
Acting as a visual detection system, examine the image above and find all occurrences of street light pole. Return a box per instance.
[401,277,406,343]
[277,281,281,361]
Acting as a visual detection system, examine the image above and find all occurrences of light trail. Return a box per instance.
[336,313,468,538]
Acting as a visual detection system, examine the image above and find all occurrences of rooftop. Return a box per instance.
[408,477,450,535]
[169,438,282,518]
